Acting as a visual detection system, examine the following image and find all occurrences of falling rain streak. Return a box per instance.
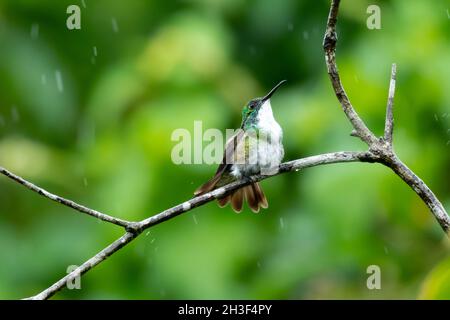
[111,18,119,33]
[30,23,39,39]
[303,31,309,40]
[91,46,98,65]
[193,214,198,225]
[279,217,285,229]
[55,70,64,92]
[11,106,19,122]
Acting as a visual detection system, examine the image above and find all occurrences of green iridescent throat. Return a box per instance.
[241,104,259,130]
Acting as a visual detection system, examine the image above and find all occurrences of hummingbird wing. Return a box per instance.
[194,129,269,214]
[193,129,245,196]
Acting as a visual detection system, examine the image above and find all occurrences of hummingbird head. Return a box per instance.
[241,80,286,129]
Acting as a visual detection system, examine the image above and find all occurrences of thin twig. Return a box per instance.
[0,167,132,229]
[384,63,397,145]
[323,0,377,145]
[324,0,449,234]
[388,155,450,232]
[25,232,138,300]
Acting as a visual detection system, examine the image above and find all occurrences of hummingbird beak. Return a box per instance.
[262,80,287,102]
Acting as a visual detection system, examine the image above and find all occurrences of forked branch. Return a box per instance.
[323,0,449,233]
[0,0,447,300]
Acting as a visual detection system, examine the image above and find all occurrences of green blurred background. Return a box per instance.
[0,0,449,299]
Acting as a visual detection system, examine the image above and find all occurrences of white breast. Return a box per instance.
[257,100,282,141]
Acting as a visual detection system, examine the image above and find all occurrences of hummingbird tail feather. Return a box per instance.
[244,185,258,212]
[253,182,268,209]
[218,195,231,207]
[231,189,244,213]
[245,183,268,213]
[193,175,221,196]
[194,177,268,213]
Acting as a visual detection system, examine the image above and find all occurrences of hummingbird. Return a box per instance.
[194,80,286,213]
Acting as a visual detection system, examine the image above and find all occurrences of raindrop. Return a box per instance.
[302,31,309,40]
[81,0,86,8]
[193,214,198,225]
[77,120,96,148]
[384,246,389,255]
[447,9,450,19]
[145,231,150,237]
[447,128,450,134]
[41,74,47,85]
[295,168,300,172]
[83,178,88,187]
[11,106,19,122]
[93,46,98,56]
[30,23,39,39]
[288,23,294,31]
[279,217,284,229]
[434,114,438,122]
[442,113,448,118]
[151,238,155,244]
[111,17,119,33]
[55,70,64,92]
[447,140,450,146]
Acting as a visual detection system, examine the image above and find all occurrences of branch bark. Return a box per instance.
[384,63,397,145]
[0,0,447,300]
[323,0,377,145]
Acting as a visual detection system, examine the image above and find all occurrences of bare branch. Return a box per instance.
[384,63,397,145]
[0,167,132,229]
[23,151,376,299]
[323,0,449,235]
[25,231,137,300]
[388,155,450,232]
[323,0,377,145]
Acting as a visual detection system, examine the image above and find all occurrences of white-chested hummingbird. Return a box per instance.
[194,80,286,213]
